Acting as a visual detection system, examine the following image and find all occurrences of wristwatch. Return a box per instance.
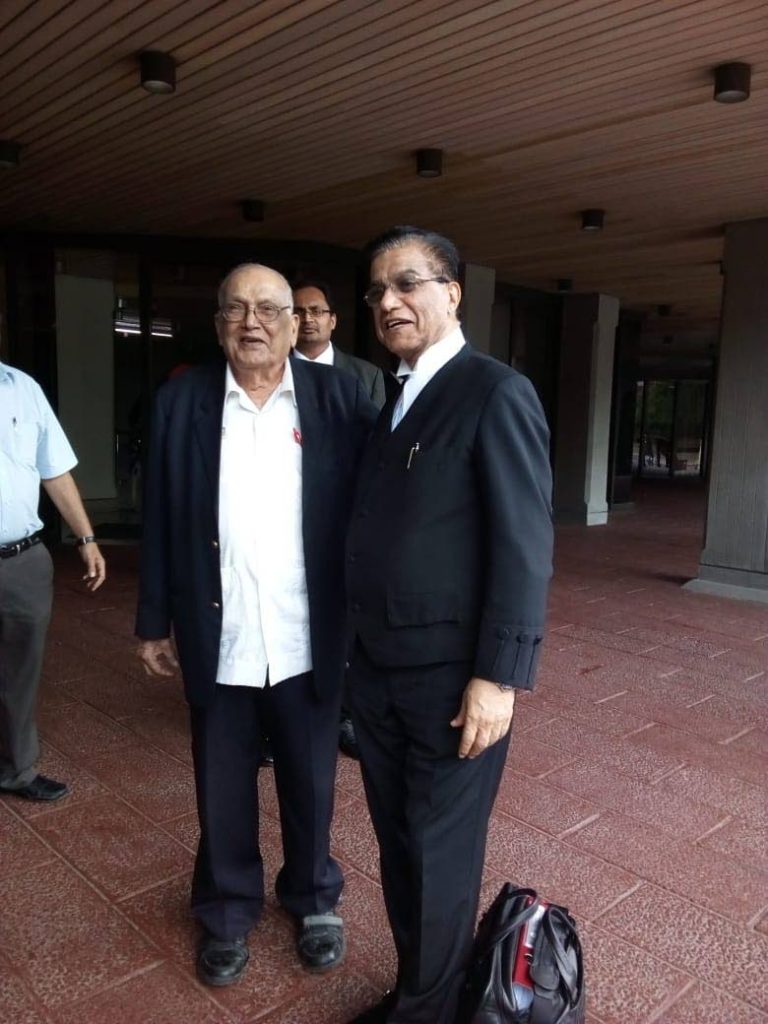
[495,682,517,693]
[76,535,96,546]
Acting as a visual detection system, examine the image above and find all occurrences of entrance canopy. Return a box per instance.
[0,1,766,362]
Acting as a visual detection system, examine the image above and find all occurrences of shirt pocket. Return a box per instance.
[12,421,40,466]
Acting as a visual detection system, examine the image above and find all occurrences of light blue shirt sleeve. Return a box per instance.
[0,363,78,543]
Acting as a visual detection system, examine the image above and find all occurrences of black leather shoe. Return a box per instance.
[338,716,360,760]
[1,775,70,802]
[347,991,396,1023]
[297,912,346,973]
[197,932,249,987]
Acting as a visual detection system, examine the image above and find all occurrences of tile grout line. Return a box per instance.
[719,725,755,746]
[588,880,644,923]
[648,762,687,787]
[556,812,602,841]
[693,814,733,844]
[644,977,697,1023]
[746,902,768,931]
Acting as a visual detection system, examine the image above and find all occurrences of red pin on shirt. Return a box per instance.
[293,428,303,446]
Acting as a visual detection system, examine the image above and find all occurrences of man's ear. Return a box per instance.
[448,281,462,315]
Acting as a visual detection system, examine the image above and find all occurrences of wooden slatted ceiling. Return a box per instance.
[1,0,767,353]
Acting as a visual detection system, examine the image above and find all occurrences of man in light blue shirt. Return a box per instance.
[0,361,106,802]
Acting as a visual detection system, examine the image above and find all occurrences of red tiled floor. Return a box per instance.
[658,981,768,1024]
[0,801,58,881]
[1,479,766,1023]
[0,863,161,1009]
[577,922,690,1023]
[53,962,231,1024]
[33,792,193,901]
[596,884,768,1013]
[567,811,767,925]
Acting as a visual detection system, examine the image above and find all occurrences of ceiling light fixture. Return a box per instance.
[240,199,265,222]
[140,51,176,94]
[580,208,605,232]
[713,62,751,103]
[0,139,21,169]
[416,148,443,178]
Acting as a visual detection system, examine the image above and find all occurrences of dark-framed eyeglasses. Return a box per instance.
[363,274,449,307]
[219,301,292,323]
[294,305,332,320]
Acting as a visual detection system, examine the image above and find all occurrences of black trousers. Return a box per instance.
[189,673,344,940]
[0,543,53,789]
[348,643,510,1024]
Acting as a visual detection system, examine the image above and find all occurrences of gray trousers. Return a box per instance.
[0,542,53,788]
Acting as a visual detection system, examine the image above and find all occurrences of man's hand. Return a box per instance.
[451,677,516,759]
[77,541,106,591]
[138,638,180,677]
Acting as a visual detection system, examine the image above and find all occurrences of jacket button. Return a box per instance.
[211,601,220,609]
[358,508,369,518]
[351,602,361,613]
[377,460,386,470]
[348,553,356,563]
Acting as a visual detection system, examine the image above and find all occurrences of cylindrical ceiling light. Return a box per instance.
[581,209,605,232]
[416,148,443,178]
[713,62,751,103]
[140,51,176,94]
[0,139,21,169]
[240,199,265,222]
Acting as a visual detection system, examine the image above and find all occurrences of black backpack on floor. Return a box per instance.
[461,883,585,1024]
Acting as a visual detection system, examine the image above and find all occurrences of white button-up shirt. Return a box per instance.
[216,362,311,688]
[294,341,335,366]
[0,362,77,544]
[391,327,466,430]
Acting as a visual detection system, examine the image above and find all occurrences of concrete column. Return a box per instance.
[685,218,768,603]
[461,262,496,355]
[55,254,116,500]
[609,312,642,506]
[553,293,619,525]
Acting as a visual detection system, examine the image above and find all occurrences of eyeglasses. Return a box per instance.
[294,305,332,319]
[364,274,449,307]
[219,301,292,323]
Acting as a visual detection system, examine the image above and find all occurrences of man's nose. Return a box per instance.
[243,306,259,326]
[378,285,399,311]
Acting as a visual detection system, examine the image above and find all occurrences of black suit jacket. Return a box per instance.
[334,348,386,409]
[346,344,553,690]
[136,356,377,707]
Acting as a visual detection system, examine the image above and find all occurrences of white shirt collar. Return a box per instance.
[294,341,334,366]
[395,325,465,381]
[0,362,13,383]
[224,360,297,410]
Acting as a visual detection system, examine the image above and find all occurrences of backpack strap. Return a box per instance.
[541,906,584,1021]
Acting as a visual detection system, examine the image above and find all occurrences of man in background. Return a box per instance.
[0,360,106,803]
[293,277,386,758]
[293,278,385,408]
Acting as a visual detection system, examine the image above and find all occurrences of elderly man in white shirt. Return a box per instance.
[136,263,377,989]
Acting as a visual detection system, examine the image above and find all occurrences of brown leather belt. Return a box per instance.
[0,533,43,559]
